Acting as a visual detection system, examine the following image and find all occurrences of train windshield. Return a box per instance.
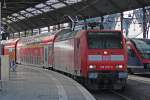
[132,39,150,59]
[88,32,122,49]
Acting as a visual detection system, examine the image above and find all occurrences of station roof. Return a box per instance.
[1,0,150,33]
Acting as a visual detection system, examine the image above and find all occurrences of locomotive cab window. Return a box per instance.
[87,32,122,49]
[44,48,48,61]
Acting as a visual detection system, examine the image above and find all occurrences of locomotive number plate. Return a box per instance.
[102,56,111,61]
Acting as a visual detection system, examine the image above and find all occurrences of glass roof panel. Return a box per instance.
[24,13,34,17]
[12,13,19,17]
[20,10,27,15]
[52,2,66,9]
[7,16,13,19]
[35,3,47,8]
[64,0,82,5]
[46,0,59,5]
[5,0,83,23]
[7,20,12,23]
[31,10,42,15]
[2,18,6,21]
[26,8,36,12]
[11,17,18,22]
[40,6,53,12]
[17,16,25,20]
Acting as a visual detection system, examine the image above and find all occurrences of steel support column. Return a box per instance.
[18,32,21,38]
[13,33,14,38]
[100,16,104,29]
[58,24,60,30]
[24,30,27,37]
[143,7,147,38]
[31,29,33,36]
[39,28,41,34]
[0,2,1,39]
[142,7,150,39]
[121,13,123,34]
[48,26,50,32]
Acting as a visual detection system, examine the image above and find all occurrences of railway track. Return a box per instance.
[83,74,150,100]
[110,90,131,100]
[91,89,132,100]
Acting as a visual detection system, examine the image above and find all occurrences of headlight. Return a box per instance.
[116,65,123,69]
[89,65,96,69]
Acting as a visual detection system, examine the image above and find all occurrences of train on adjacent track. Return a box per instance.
[2,29,128,90]
[127,38,150,74]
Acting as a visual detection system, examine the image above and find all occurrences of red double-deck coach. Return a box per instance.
[16,33,55,69]
[2,38,19,62]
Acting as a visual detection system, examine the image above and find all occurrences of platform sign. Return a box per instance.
[0,57,2,80]
[0,55,9,90]
[0,55,9,81]
[0,2,1,90]
[0,2,1,80]
[0,2,1,35]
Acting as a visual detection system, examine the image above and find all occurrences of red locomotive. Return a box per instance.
[53,29,128,90]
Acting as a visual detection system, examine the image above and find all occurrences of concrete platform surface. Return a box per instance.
[0,65,95,100]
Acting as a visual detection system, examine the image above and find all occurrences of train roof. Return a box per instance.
[15,29,123,46]
[128,38,150,42]
[128,38,150,47]
[139,38,150,44]
[18,32,55,45]
[18,28,73,44]
[54,29,123,42]
[1,38,19,46]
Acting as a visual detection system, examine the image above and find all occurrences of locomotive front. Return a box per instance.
[86,30,128,90]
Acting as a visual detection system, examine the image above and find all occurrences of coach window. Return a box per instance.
[45,48,48,61]
[30,56,33,64]
[77,38,80,49]
[36,56,38,64]
[35,56,37,64]
[37,56,39,64]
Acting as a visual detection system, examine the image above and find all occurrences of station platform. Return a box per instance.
[0,65,95,100]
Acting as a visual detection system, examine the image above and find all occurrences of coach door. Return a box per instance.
[74,38,81,76]
[44,46,49,68]
[48,45,53,68]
